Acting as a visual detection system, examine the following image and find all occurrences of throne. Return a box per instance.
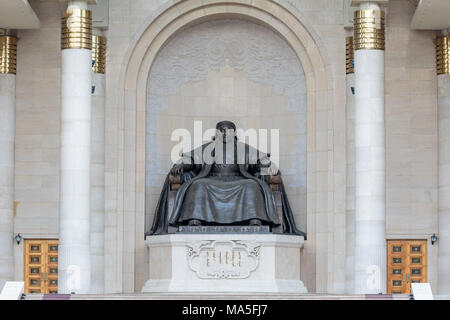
[167,170,285,233]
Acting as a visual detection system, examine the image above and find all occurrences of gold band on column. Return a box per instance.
[0,36,17,74]
[354,10,385,51]
[346,36,354,74]
[61,8,92,50]
[92,35,106,74]
[437,37,450,75]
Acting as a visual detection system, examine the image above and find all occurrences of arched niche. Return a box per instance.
[110,0,335,293]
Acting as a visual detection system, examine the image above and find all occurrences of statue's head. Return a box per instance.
[216,121,236,143]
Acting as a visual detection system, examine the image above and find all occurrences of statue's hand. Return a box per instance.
[268,165,279,176]
[170,164,184,176]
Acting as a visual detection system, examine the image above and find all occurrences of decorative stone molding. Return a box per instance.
[437,36,450,75]
[186,240,261,279]
[353,10,385,50]
[92,35,106,73]
[0,35,17,74]
[61,8,92,50]
[346,36,354,74]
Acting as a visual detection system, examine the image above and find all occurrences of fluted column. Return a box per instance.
[437,35,450,296]
[353,2,386,294]
[90,30,106,294]
[58,1,92,294]
[0,34,17,290]
[345,35,355,293]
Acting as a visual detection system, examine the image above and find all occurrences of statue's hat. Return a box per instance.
[216,120,236,131]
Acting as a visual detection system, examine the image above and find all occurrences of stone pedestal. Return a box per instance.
[142,234,307,293]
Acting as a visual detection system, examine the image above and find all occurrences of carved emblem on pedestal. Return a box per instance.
[186,240,261,279]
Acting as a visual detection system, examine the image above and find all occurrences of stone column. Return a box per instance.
[353,2,386,294]
[437,35,450,296]
[0,34,17,290]
[58,1,92,294]
[345,36,355,293]
[90,30,106,294]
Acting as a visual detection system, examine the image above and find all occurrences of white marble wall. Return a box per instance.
[283,0,347,294]
[14,0,63,238]
[385,0,439,289]
[0,74,15,289]
[12,1,64,285]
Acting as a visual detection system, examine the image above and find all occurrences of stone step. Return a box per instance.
[23,293,411,300]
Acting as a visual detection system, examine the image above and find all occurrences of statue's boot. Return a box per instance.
[249,219,262,226]
[188,219,202,226]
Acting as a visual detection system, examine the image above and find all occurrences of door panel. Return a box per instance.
[46,240,59,294]
[24,239,59,294]
[387,240,427,294]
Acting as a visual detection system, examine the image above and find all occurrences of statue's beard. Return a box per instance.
[215,132,235,144]
[223,133,235,144]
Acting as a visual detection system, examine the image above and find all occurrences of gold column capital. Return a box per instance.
[92,35,106,74]
[346,36,354,74]
[61,8,92,50]
[0,35,17,74]
[437,36,450,75]
[353,9,385,51]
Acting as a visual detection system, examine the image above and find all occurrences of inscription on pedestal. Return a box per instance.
[179,226,270,233]
[186,240,261,279]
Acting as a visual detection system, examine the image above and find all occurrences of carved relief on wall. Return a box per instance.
[145,19,308,232]
[147,19,306,115]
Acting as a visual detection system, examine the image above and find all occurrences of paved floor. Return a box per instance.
[23,293,411,300]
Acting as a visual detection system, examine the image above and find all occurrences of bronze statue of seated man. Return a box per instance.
[147,120,305,236]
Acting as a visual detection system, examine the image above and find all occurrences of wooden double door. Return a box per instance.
[387,240,427,294]
[24,239,59,294]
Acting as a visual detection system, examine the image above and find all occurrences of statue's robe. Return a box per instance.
[147,139,306,237]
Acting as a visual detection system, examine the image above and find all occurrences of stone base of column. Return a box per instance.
[142,234,308,294]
